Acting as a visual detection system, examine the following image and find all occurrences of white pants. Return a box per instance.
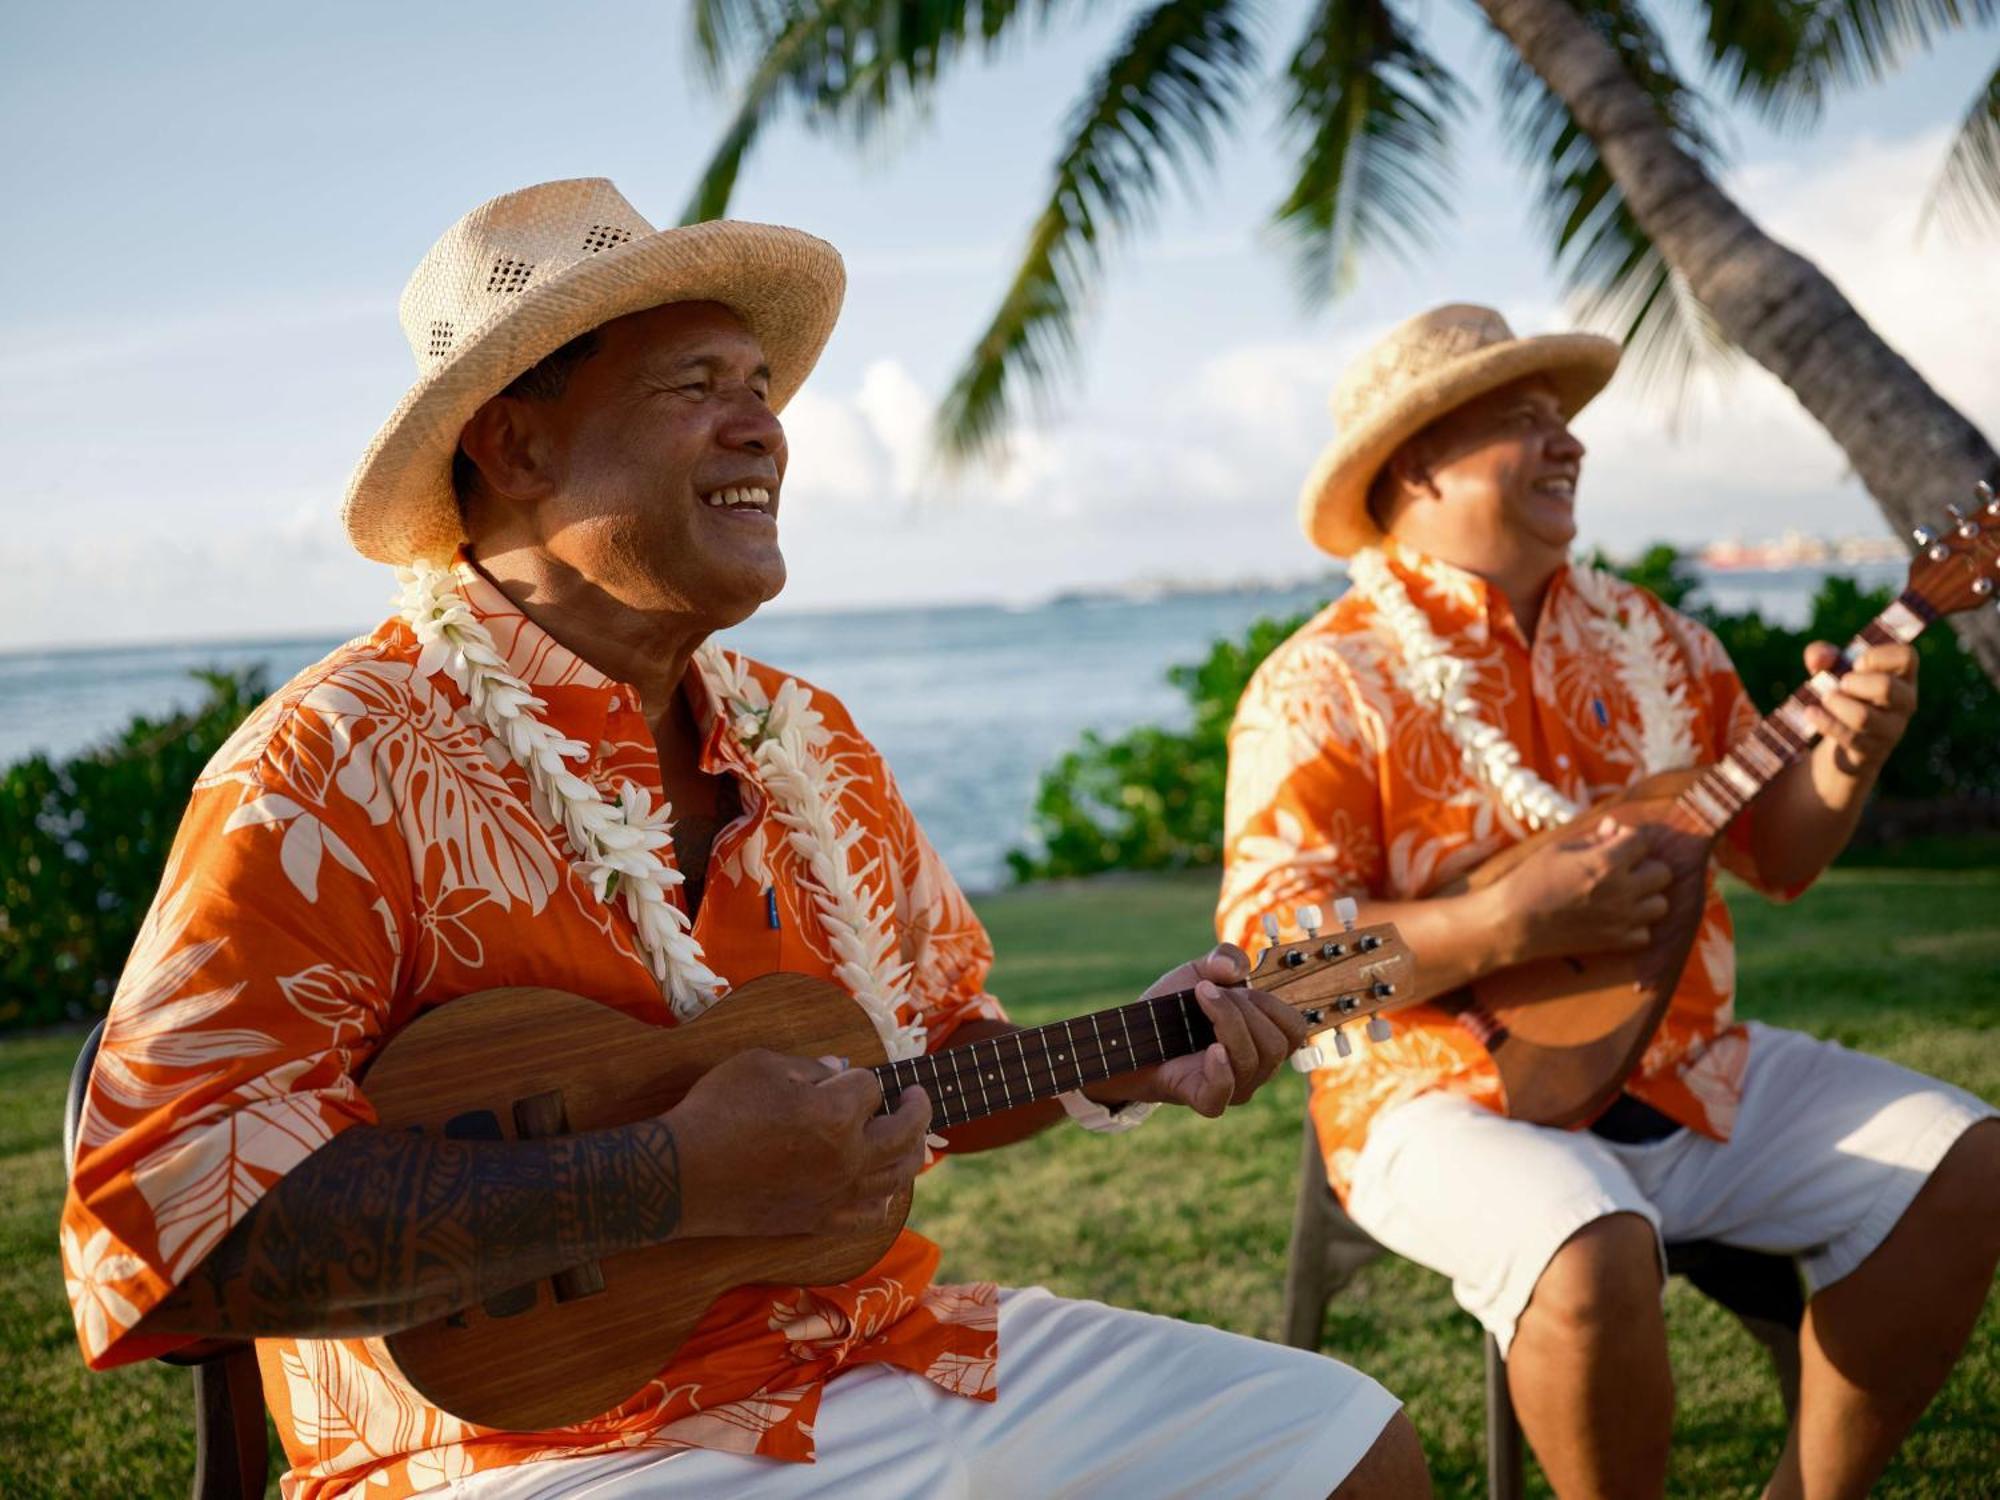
[1345,1022,1994,1355]
[440,1287,1401,1498]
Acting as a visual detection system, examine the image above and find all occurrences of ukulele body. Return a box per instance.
[359,973,906,1433]
[1435,767,1720,1128]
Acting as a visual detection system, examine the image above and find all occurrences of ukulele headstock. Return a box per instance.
[1249,899,1413,1068]
[1906,481,2000,617]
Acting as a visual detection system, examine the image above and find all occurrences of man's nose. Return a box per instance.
[1547,422,1584,462]
[718,389,785,454]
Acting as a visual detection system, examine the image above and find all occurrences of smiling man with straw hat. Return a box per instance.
[1219,303,1997,1497]
[60,178,1427,1498]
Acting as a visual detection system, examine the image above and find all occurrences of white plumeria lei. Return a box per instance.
[396,560,922,1060]
[1347,548,1695,833]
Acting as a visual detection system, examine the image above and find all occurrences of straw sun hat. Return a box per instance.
[1298,303,1621,558]
[342,178,845,565]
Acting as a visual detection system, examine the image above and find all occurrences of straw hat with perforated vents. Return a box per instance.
[342,178,845,565]
[1299,304,1620,558]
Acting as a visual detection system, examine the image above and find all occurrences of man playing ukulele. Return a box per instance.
[61,181,1425,1497]
[1218,304,1997,1499]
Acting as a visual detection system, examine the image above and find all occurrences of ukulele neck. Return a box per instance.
[869,987,1214,1130]
[1671,589,1935,836]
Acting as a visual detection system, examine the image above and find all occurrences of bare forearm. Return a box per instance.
[140,1117,682,1340]
[1749,741,1878,893]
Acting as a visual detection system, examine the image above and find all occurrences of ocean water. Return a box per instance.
[0,586,1331,893]
[0,564,1900,891]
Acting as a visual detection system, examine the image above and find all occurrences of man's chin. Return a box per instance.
[1518,501,1578,553]
[707,555,787,628]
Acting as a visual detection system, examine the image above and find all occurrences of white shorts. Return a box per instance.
[436,1287,1401,1499]
[1345,1022,1994,1356]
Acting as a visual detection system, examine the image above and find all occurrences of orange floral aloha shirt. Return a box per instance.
[1217,540,1801,1200]
[61,559,1008,1498]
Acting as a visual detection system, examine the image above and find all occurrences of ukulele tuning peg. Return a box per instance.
[1974,577,1995,598]
[1290,1043,1330,1072]
[1332,1027,1353,1058]
[1911,525,1938,547]
[1928,542,1951,563]
[1251,912,1281,973]
[1333,897,1359,933]
[1295,903,1323,938]
[1366,1016,1392,1043]
[1945,503,1967,524]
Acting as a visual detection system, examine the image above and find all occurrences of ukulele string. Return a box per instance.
[871,987,1214,1130]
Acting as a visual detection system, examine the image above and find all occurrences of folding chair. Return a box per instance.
[1280,1115,1803,1499]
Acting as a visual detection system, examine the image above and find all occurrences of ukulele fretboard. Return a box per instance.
[870,987,1216,1131]
[1671,590,1933,835]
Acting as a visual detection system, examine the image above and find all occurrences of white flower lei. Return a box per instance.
[1347,548,1695,833]
[396,560,923,1060]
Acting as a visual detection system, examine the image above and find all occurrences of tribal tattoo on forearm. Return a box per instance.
[142,1117,682,1339]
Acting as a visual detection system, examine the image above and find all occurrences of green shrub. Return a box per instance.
[1004,610,1321,882]
[1006,550,2000,882]
[0,669,267,1030]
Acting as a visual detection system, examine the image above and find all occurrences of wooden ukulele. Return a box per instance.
[359,922,1412,1431]
[1434,482,2000,1128]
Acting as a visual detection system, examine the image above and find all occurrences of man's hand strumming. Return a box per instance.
[1493,817,1674,962]
[670,1049,932,1238]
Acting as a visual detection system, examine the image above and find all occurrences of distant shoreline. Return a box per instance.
[0,557,1907,662]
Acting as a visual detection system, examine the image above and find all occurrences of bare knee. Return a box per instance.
[1331,1410,1430,1499]
[1519,1212,1665,1341]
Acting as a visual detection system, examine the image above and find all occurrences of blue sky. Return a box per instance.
[2,1,1994,648]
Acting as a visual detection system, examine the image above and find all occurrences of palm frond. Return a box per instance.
[934,0,1261,461]
[689,0,789,79]
[1494,0,1732,401]
[1696,0,1994,127]
[1269,0,1462,301]
[1924,58,2000,235]
[682,1,1054,223]
[682,0,855,224]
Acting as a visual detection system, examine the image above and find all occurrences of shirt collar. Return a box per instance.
[1376,537,1572,649]
[449,549,752,778]
[452,551,618,693]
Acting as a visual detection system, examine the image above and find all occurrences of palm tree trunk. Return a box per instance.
[1477,0,2000,685]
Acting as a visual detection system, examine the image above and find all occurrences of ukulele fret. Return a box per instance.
[1012,1030,1038,1106]
[1671,595,1930,838]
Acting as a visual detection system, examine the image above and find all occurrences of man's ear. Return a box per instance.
[1390,442,1441,501]
[457,395,557,505]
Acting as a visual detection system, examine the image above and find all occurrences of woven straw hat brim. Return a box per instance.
[343,219,845,566]
[1298,332,1620,558]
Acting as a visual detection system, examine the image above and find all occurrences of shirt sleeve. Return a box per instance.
[59,707,408,1370]
[1216,640,1386,953]
[1672,612,1811,901]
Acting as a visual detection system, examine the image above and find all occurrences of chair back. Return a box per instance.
[63,1020,106,1174]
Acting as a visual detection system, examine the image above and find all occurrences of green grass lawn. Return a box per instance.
[4,865,1995,1497]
